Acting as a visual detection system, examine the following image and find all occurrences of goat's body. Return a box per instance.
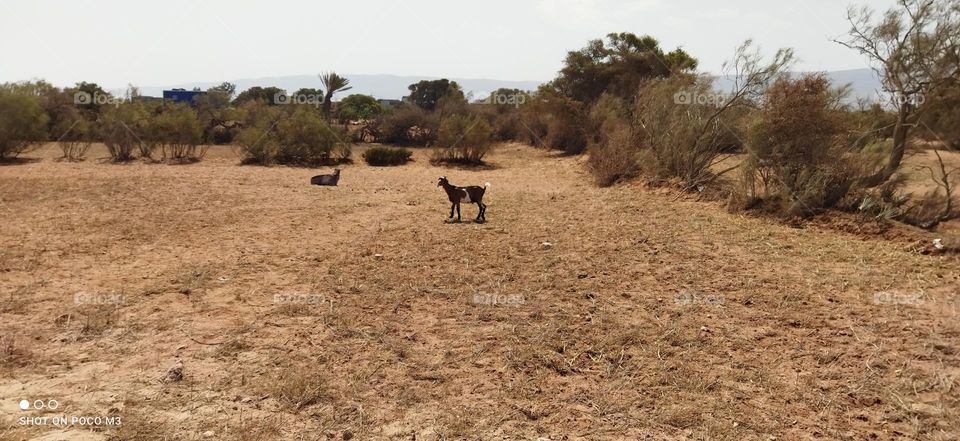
[438,177,489,222]
[311,169,341,186]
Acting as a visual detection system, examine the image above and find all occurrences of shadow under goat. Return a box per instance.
[438,176,489,222]
[310,169,341,186]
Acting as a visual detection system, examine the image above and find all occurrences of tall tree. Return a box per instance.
[836,0,960,187]
[208,82,237,98]
[406,79,464,111]
[320,72,352,116]
[336,94,383,122]
[551,32,698,104]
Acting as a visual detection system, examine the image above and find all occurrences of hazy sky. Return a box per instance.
[0,0,898,89]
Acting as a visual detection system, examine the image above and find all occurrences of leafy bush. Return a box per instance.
[407,79,465,111]
[630,75,735,186]
[0,88,49,159]
[362,146,413,166]
[275,107,348,165]
[336,94,383,123]
[433,114,495,164]
[98,102,148,162]
[149,104,205,161]
[52,106,93,161]
[235,103,350,165]
[235,102,282,164]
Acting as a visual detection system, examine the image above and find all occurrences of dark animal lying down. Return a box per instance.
[311,169,341,186]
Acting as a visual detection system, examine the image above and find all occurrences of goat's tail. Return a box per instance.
[484,182,491,190]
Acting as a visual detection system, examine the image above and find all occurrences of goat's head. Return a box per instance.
[437,176,448,187]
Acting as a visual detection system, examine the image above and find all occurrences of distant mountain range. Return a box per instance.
[131,68,885,103]
[715,68,884,101]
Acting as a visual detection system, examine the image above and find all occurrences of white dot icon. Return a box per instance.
[19,400,30,410]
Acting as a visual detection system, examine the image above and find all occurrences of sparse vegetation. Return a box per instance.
[264,364,332,412]
[3,3,960,440]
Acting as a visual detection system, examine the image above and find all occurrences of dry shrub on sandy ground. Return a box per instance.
[234,103,351,165]
[586,94,639,186]
[149,103,207,162]
[632,75,737,187]
[540,93,588,155]
[262,363,334,412]
[0,333,33,372]
[52,105,94,161]
[99,103,149,162]
[735,74,865,217]
[433,113,495,164]
[898,149,960,229]
[59,139,92,161]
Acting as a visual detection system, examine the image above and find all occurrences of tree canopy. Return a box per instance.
[407,79,465,111]
[551,32,698,103]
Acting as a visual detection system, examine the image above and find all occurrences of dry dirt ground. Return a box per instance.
[1,143,958,440]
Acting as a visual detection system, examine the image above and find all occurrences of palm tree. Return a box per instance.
[320,72,352,117]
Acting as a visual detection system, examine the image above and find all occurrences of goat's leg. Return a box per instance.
[456,203,462,222]
[480,203,486,221]
[449,203,455,220]
[475,202,482,222]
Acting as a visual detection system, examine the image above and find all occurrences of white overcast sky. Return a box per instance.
[0,0,897,89]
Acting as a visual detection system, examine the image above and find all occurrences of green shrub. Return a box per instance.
[149,103,205,161]
[433,114,494,164]
[235,102,282,164]
[275,107,349,165]
[98,102,148,162]
[0,88,49,159]
[235,103,350,165]
[362,146,413,166]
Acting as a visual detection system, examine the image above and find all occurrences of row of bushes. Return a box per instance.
[357,82,497,165]
[0,82,356,166]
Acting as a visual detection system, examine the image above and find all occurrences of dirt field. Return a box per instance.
[1,144,958,440]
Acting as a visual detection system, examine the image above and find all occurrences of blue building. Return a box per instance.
[163,89,207,105]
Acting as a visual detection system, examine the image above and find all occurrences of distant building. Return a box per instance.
[377,98,403,109]
[163,89,207,105]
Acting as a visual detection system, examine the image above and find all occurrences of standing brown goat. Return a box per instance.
[438,176,489,222]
